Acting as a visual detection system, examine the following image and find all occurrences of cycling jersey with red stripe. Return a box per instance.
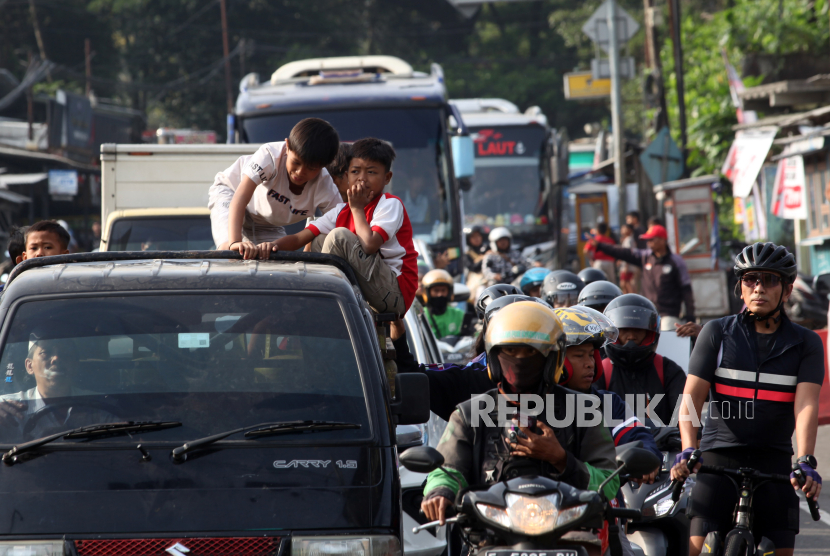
[688,312,824,454]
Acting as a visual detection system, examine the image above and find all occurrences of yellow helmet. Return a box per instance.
[485,301,566,388]
[553,306,618,385]
[422,269,454,290]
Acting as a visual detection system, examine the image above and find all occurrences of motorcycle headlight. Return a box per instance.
[292,536,401,556]
[555,503,589,527]
[0,541,63,556]
[476,503,512,529]
[654,497,674,517]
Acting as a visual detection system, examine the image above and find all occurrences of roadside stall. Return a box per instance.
[653,175,731,318]
[568,182,609,269]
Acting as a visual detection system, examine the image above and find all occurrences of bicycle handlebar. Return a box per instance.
[695,465,790,483]
[670,449,701,502]
[792,463,821,522]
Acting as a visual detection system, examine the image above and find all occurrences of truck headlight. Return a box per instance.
[292,536,401,556]
[475,493,587,535]
[0,541,64,556]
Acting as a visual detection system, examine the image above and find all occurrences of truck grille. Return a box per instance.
[74,537,281,556]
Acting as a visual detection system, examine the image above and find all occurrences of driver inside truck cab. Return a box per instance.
[0,336,100,429]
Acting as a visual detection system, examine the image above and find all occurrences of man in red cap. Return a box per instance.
[588,223,700,337]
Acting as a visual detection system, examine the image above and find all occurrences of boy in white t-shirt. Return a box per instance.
[259,138,418,316]
[208,118,342,258]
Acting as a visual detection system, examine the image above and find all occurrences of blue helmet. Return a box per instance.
[520,267,552,295]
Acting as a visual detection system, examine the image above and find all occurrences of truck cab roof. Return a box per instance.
[236,56,447,116]
[2,252,360,305]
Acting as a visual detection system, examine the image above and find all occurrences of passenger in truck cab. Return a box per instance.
[209,118,343,258]
[21,220,70,260]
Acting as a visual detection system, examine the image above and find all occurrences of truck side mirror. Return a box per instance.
[390,373,430,425]
[451,135,475,180]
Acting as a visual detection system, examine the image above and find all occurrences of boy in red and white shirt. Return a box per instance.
[260,138,418,316]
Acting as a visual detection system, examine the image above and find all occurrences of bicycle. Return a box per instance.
[669,450,820,556]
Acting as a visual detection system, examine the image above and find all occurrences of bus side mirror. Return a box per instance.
[451,135,475,180]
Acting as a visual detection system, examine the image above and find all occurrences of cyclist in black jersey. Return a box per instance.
[670,242,824,556]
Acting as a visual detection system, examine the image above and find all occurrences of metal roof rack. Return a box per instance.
[5,251,359,288]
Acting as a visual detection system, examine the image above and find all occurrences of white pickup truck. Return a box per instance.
[99,143,260,251]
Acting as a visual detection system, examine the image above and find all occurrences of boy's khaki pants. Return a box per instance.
[311,228,405,315]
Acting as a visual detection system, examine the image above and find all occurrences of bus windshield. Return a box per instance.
[463,125,549,237]
[241,107,456,245]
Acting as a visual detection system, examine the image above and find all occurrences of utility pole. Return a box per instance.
[26,52,34,144]
[219,0,234,114]
[84,38,93,97]
[28,0,50,82]
[667,0,687,155]
[643,0,668,130]
[607,0,627,226]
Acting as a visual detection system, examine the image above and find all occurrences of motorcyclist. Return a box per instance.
[578,267,608,286]
[555,305,661,556]
[421,301,619,544]
[671,242,824,556]
[578,280,623,313]
[422,269,469,340]
[519,267,551,298]
[598,294,686,426]
[464,225,488,273]
[394,286,524,421]
[481,227,531,287]
[541,270,585,308]
[555,306,662,467]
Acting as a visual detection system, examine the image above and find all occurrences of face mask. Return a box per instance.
[498,351,546,393]
[428,296,449,315]
[497,242,511,254]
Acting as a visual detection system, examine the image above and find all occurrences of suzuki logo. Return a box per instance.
[166,543,190,556]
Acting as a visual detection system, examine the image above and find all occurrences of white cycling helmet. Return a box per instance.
[489,227,512,252]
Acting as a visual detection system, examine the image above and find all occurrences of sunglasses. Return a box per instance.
[741,272,782,288]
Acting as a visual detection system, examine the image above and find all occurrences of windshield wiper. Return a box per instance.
[2,420,181,465]
[171,420,361,463]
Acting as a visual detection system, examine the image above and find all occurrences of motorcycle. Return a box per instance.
[400,444,661,556]
[435,334,476,366]
[786,272,828,329]
[621,427,691,556]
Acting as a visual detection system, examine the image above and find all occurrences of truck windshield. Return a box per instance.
[242,107,456,245]
[109,216,214,251]
[463,125,548,236]
[0,294,370,445]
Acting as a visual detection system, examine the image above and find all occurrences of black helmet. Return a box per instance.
[541,270,585,308]
[484,294,552,324]
[578,267,608,285]
[578,280,623,312]
[465,225,486,246]
[475,283,522,320]
[734,242,797,282]
[603,294,660,368]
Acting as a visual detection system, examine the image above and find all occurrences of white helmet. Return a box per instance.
[489,227,512,252]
